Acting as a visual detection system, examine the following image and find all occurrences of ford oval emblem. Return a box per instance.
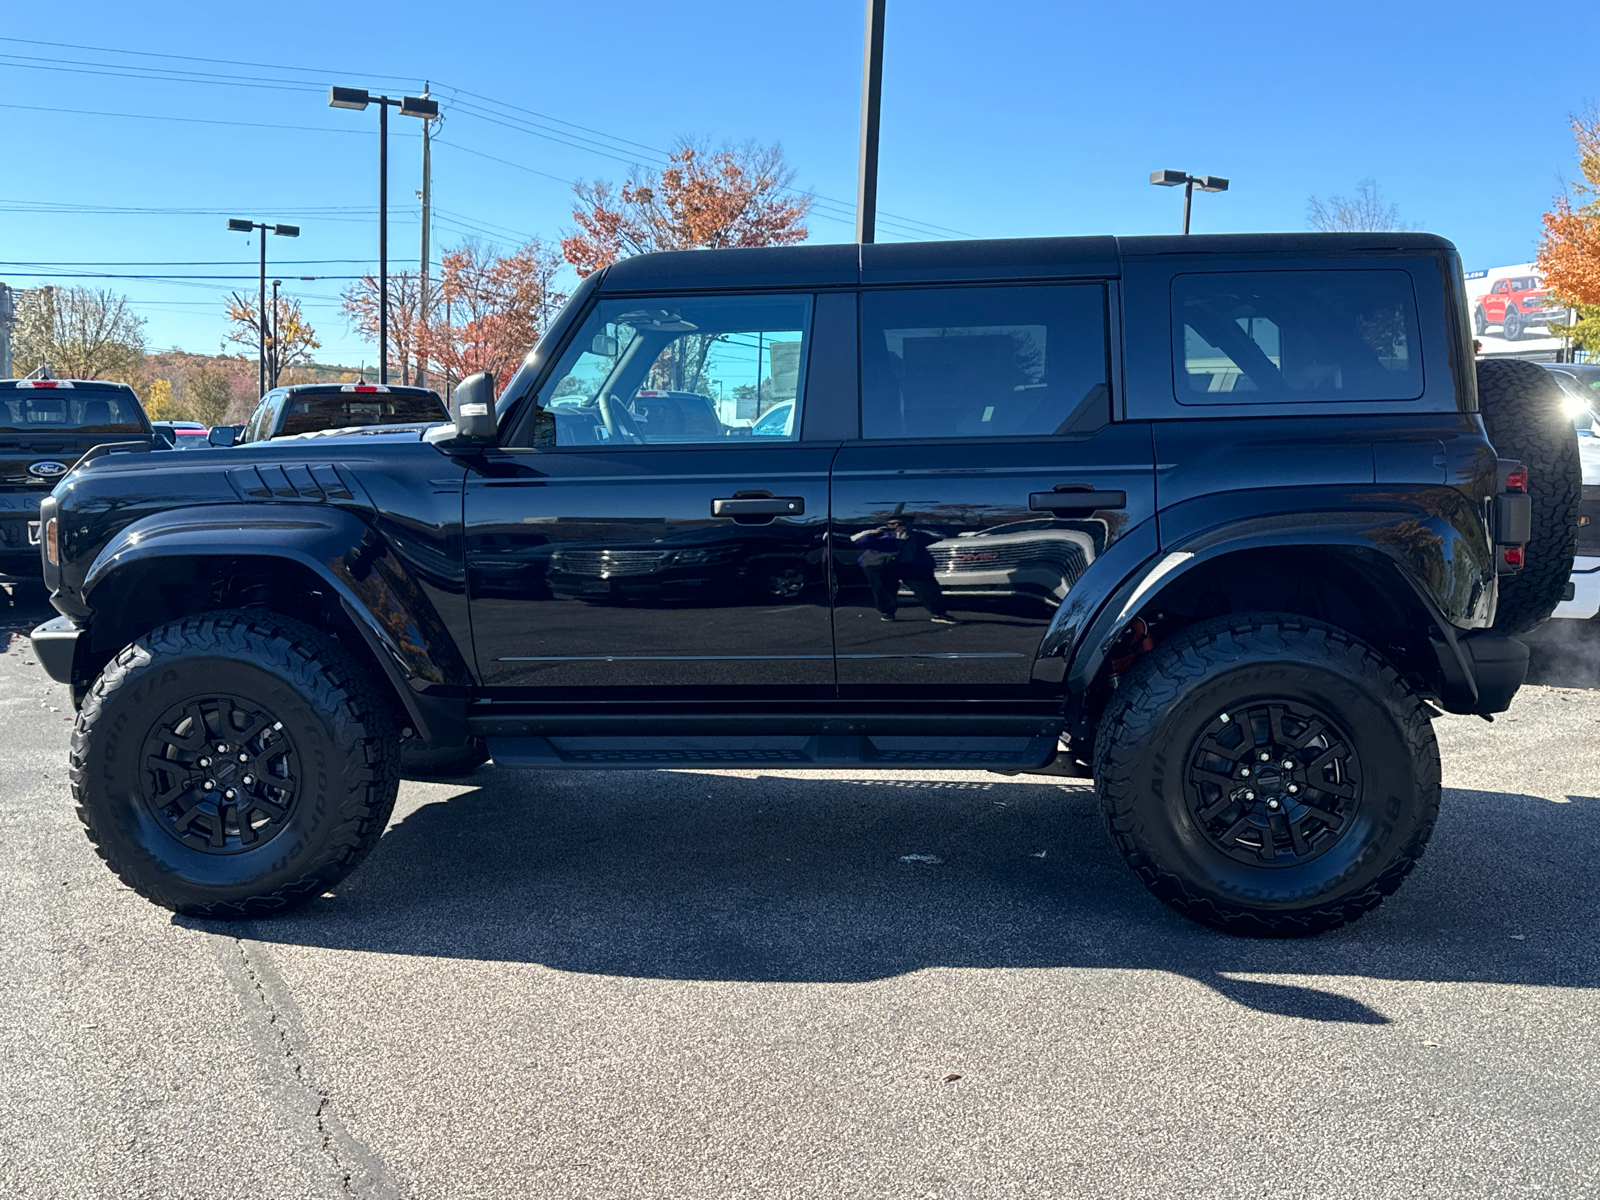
[28,460,68,479]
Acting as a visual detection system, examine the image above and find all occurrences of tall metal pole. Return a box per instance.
[417,83,432,388]
[1182,179,1194,235]
[258,231,267,398]
[0,283,13,380]
[270,279,281,387]
[379,95,389,385]
[855,0,886,244]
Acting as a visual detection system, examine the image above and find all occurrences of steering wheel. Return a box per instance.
[597,391,647,443]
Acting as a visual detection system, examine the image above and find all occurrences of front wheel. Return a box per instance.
[71,611,400,918]
[1094,614,1440,936]
[1503,307,1523,341]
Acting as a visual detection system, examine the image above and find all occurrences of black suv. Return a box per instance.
[1,378,153,582]
[28,234,1580,935]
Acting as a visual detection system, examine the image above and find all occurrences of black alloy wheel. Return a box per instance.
[1095,613,1440,936]
[1185,700,1360,867]
[73,611,400,918]
[1503,307,1523,341]
[141,696,301,854]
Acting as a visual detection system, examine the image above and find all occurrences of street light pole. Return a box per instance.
[227,218,299,399]
[1149,170,1229,234]
[329,86,439,386]
[270,279,281,387]
[855,0,886,244]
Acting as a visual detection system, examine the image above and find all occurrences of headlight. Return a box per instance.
[671,549,710,564]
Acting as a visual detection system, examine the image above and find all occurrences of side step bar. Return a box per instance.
[485,732,1061,771]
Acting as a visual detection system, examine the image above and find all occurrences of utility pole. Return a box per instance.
[270,279,282,387]
[0,283,13,379]
[417,82,433,388]
[855,0,887,244]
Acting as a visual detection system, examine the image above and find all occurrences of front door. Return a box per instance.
[466,290,836,699]
[831,282,1155,699]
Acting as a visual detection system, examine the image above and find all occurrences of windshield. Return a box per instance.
[275,391,446,437]
[0,390,146,436]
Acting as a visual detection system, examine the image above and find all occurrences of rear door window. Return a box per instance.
[859,285,1110,439]
[1174,269,1423,403]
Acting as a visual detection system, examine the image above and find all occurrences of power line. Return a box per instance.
[0,100,374,137]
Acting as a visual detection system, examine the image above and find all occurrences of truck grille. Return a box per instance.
[930,541,1088,581]
[550,549,671,577]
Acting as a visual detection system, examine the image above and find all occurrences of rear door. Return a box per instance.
[830,282,1156,699]
[465,290,839,700]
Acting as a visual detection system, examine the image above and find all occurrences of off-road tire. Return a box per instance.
[400,740,489,778]
[1094,613,1440,937]
[71,610,400,918]
[1476,358,1582,633]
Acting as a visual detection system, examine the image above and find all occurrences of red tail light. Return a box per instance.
[1503,546,1525,568]
[1504,467,1528,492]
[17,379,73,389]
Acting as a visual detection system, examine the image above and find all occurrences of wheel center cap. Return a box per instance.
[1253,766,1284,792]
[213,759,241,784]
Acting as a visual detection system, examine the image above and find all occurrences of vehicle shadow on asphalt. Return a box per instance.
[211,765,1600,1025]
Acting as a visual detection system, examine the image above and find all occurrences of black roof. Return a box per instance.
[596,232,1459,293]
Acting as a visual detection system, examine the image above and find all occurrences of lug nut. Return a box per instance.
[224,789,236,800]
[1267,799,1280,810]
[242,775,254,786]
[1287,784,1299,794]
[238,753,248,763]
[1258,751,1270,762]
[198,756,211,768]
[216,745,228,754]
[1238,767,1251,778]
[1281,759,1294,770]
[1243,790,1255,801]
[202,779,216,791]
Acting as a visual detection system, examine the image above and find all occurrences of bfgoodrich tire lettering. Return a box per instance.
[1094,614,1440,936]
[71,611,400,918]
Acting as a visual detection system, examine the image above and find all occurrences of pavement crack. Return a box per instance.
[209,932,398,1199]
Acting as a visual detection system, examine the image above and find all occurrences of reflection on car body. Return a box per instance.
[928,517,1099,612]
[546,524,819,604]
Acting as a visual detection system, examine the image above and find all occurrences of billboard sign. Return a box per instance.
[1464,262,1576,356]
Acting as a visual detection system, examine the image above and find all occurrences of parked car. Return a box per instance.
[151,420,210,451]
[30,232,1577,938]
[0,378,154,581]
[226,383,448,445]
[1473,275,1559,341]
[1544,364,1600,619]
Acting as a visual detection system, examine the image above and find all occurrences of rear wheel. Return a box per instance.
[71,611,400,918]
[1476,358,1582,633]
[1095,614,1440,936]
[1473,306,1488,337]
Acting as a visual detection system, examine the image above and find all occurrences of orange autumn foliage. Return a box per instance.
[1536,109,1600,307]
[562,139,811,277]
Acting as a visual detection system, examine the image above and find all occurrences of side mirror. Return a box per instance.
[451,372,498,442]
[590,333,618,357]
[207,425,238,447]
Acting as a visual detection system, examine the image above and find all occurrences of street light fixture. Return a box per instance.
[328,85,440,384]
[227,219,299,398]
[1150,169,1229,234]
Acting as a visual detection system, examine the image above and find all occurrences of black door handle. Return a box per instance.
[712,496,805,517]
[1028,489,1126,513]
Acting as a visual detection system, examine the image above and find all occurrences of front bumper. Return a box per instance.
[29,616,80,685]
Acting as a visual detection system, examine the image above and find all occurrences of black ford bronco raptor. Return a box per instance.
[28,233,1580,936]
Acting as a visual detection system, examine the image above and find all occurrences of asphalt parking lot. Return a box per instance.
[3,581,1599,1200]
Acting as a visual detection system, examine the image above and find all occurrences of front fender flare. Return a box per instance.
[82,503,473,738]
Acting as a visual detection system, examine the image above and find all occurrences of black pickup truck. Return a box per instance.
[27,233,1580,935]
[1,378,153,583]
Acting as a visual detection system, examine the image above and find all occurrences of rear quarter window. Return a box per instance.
[1173,269,1423,404]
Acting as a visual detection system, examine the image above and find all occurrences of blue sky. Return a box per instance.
[3,0,1597,366]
